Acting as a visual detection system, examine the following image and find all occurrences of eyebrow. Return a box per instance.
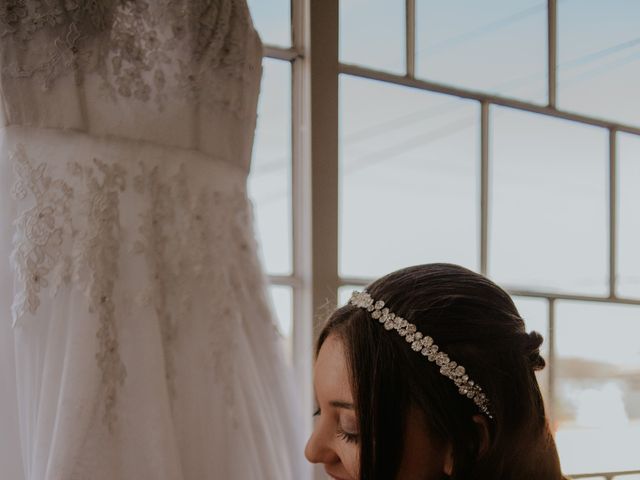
[330,400,355,410]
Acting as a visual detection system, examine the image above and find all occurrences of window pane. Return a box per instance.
[340,76,479,278]
[269,285,293,338]
[618,132,640,298]
[340,0,405,74]
[558,0,640,127]
[416,0,547,104]
[512,296,550,402]
[268,285,293,361]
[247,0,291,47]
[555,301,640,475]
[489,107,608,295]
[338,285,363,306]
[248,59,292,275]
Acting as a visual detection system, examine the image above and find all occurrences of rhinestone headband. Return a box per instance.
[349,290,493,419]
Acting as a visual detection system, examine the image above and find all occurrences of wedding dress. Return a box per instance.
[0,1,306,479]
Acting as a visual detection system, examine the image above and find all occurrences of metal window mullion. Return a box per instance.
[508,288,640,306]
[291,0,314,456]
[340,278,640,306]
[308,1,340,479]
[264,45,299,61]
[339,275,374,287]
[338,64,640,138]
[480,101,490,275]
[547,297,556,425]
[308,0,340,313]
[570,470,640,479]
[609,129,618,298]
[405,0,416,78]
[548,0,557,108]
[268,274,302,288]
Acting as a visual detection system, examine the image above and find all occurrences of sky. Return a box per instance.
[246,0,640,475]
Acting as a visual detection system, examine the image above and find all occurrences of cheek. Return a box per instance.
[337,442,360,478]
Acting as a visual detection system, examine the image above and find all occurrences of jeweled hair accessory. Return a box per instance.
[349,290,493,419]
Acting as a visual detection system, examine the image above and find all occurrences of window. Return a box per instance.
[248,1,640,478]
[246,0,297,350]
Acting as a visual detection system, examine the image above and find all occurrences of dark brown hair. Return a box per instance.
[317,263,565,480]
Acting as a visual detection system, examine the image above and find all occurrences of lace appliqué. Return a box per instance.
[10,144,127,430]
[132,163,247,412]
[68,158,127,430]
[9,141,271,422]
[1,0,259,115]
[0,0,118,89]
[11,144,73,325]
[133,162,183,399]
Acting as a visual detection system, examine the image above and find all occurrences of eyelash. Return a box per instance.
[337,426,359,444]
[313,407,359,444]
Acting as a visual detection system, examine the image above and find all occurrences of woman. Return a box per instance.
[305,263,567,479]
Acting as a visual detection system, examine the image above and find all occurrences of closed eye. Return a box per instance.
[336,425,359,444]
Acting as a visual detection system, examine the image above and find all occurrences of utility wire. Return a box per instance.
[416,2,547,56]
[249,41,637,179]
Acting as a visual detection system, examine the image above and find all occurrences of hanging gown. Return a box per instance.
[0,1,306,479]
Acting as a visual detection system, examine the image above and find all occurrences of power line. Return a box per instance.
[416,2,547,57]
[561,37,640,69]
[254,3,551,177]
[344,116,475,173]
[343,2,640,150]
[251,24,640,199]
[252,42,640,204]
[343,36,640,150]
[559,49,640,91]
[344,99,468,143]
[343,49,640,177]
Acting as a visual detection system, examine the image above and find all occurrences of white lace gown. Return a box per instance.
[0,2,306,479]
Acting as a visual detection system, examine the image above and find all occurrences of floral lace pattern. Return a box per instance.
[9,142,259,425]
[11,145,128,428]
[0,0,259,115]
[133,163,184,399]
[68,157,127,430]
[0,0,120,88]
[11,144,73,323]
[132,162,250,405]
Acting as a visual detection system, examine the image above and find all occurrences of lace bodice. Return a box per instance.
[0,0,263,171]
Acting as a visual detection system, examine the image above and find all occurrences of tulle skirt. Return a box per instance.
[0,125,306,480]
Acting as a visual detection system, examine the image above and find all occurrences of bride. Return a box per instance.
[306,263,568,480]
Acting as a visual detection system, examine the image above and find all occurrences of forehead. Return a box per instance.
[314,334,353,403]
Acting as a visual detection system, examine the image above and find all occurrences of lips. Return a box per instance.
[324,468,351,480]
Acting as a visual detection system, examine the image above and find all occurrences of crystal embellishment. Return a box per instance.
[349,290,493,419]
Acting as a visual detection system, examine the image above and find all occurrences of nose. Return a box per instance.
[305,425,338,465]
